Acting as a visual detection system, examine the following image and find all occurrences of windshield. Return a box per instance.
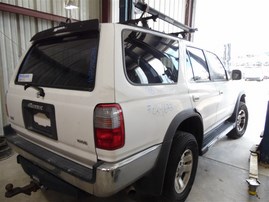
[16,33,99,91]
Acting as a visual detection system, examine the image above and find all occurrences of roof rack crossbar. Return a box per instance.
[123,15,158,28]
[135,2,197,33]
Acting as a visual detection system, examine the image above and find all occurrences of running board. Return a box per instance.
[201,121,235,154]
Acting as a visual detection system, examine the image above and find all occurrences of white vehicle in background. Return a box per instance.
[262,65,269,79]
[244,66,264,81]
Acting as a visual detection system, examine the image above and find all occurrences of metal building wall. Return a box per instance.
[0,0,100,135]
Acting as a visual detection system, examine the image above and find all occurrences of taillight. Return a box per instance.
[94,104,125,150]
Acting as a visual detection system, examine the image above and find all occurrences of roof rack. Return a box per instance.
[126,2,197,39]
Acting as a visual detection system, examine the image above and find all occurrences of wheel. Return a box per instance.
[227,102,248,139]
[163,131,198,202]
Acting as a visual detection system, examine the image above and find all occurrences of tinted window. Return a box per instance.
[187,47,210,81]
[123,30,179,84]
[186,51,195,81]
[16,33,99,91]
[205,51,227,81]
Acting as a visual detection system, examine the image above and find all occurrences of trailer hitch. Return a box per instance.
[5,181,41,198]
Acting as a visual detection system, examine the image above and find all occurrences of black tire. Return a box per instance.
[227,102,248,139]
[163,131,198,202]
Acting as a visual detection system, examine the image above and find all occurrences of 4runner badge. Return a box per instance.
[27,103,44,111]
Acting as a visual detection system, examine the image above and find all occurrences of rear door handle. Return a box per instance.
[193,95,200,102]
[219,91,223,95]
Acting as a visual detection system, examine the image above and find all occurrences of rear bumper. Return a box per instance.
[4,125,161,197]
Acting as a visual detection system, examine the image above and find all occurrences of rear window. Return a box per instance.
[16,33,99,91]
[123,30,179,85]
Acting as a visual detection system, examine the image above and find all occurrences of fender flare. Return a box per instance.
[135,108,203,196]
[229,91,246,123]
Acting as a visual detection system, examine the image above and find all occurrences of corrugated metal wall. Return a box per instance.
[0,0,100,135]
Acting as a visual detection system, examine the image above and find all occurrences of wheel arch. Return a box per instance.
[173,115,203,154]
[135,108,203,196]
[229,91,246,123]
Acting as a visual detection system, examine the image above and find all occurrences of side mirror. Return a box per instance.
[231,69,242,80]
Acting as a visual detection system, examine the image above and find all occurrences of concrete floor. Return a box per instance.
[1,80,269,202]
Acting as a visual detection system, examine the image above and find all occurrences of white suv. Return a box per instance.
[4,18,248,201]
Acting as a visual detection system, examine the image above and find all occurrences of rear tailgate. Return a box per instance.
[6,21,115,167]
[7,88,98,165]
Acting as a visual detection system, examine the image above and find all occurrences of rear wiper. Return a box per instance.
[24,84,45,98]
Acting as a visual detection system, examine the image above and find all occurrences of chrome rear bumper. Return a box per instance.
[4,125,161,197]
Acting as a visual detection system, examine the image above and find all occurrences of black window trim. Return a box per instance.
[204,50,228,82]
[186,46,212,83]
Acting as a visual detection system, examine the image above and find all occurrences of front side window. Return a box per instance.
[16,32,99,91]
[205,51,227,81]
[187,47,210,82]
[123,30,179,84]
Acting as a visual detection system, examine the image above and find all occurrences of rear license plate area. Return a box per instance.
[22,100,57,140]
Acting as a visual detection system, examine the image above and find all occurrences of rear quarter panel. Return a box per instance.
[96,25,192,162]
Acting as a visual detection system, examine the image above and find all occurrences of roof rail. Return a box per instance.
[126,2,197,38]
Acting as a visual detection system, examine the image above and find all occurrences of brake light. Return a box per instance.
[94,104,125,150]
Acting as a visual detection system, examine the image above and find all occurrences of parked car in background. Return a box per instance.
[262,66,269,79]
[244,66,264,81]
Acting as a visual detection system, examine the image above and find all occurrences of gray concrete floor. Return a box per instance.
[1,80,269,202]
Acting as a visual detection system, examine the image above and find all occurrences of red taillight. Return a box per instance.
[94,104,125,150]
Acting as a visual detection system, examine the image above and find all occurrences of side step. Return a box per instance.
[202,121,235,154]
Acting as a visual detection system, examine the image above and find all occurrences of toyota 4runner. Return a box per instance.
[4,6,248,202]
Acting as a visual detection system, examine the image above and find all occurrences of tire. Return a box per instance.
[227,102,248,139]
[163,131,198,202]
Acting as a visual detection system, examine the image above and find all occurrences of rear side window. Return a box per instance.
[16,33,99,91]
[123,30,179,85]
